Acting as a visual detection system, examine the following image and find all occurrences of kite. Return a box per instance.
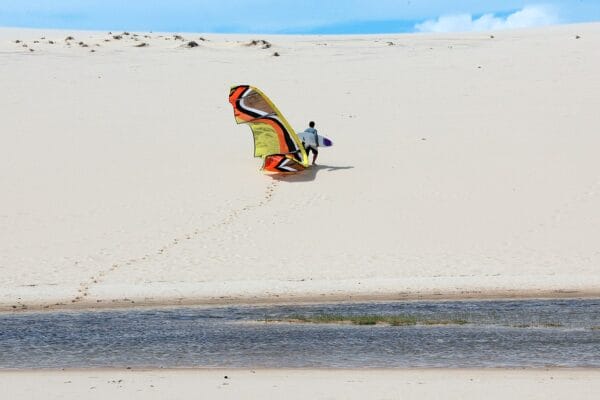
[228,85,309,173]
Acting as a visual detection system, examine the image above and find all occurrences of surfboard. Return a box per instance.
[297,131,333,148]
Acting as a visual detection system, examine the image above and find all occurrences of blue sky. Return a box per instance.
[1,1,599,34]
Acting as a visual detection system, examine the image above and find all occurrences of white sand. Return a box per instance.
[1,25,600,310]
[1,369,599,400]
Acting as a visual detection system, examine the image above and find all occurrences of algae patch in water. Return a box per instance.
[266,314,469,326]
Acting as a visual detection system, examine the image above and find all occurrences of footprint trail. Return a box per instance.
[69,181,280,305]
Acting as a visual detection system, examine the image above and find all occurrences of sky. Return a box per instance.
[0,1,599,34]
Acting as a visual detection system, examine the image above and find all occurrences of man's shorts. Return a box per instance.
[305,146,318,156]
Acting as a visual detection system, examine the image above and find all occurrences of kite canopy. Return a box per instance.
[229,85,308,173]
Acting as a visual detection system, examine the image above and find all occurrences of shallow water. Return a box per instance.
[1,299,599,368]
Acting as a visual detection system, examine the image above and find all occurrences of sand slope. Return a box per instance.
[1,25,599,310]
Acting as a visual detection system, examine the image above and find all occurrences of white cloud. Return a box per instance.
[415,5,559,33]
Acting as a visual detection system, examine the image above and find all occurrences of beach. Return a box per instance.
[1,24,600,311]
[2,22,600,399]
[1,368,599,400]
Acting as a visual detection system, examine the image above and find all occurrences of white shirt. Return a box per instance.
[298,128,318,148]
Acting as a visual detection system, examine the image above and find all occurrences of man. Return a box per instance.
[299,121,319,165]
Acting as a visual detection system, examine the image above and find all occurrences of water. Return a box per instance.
[1,299,598,369]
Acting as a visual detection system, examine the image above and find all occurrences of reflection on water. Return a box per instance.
[0,299,598,369]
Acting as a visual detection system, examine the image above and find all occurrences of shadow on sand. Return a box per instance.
[270,164,354,183]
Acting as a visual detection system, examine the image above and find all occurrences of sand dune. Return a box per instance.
[1,24,599,311]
